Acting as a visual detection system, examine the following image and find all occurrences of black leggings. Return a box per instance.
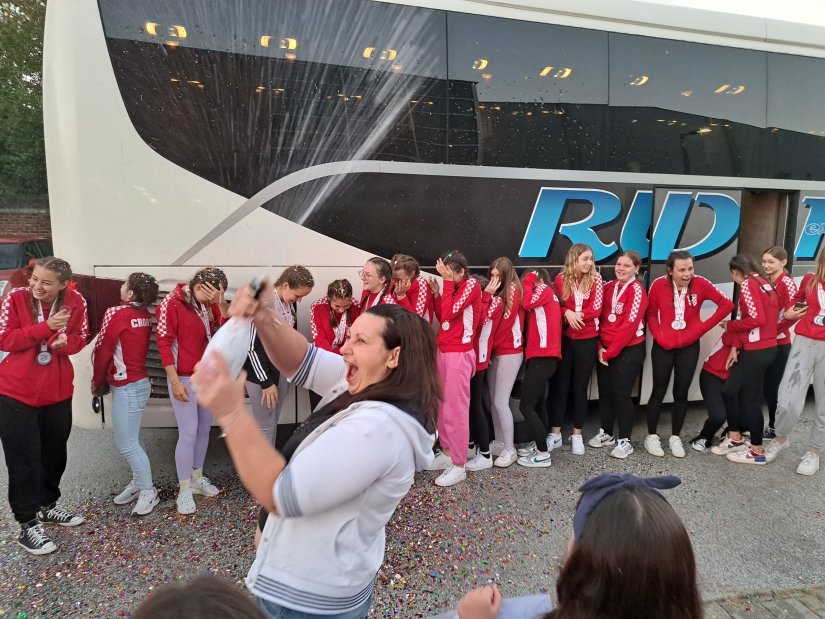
[550,336,598,430]
[469,369,490,452]
[646,341,701,436]
[519,357,558,448]
[697,370,726,442]
[723,347,777,447]
[763,343,790,428]
[596,342,646,440]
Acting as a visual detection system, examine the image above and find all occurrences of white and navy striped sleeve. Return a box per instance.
[289,343,347,396]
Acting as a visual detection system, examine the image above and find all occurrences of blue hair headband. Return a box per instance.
[573,473,681,543]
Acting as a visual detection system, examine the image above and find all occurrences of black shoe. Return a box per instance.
[764,426,777,439]
[18,521,57,555]
[37,504,85,527]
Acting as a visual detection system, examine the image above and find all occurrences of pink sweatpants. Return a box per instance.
[437,350,476,466]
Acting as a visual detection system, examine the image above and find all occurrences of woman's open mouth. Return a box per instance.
[346,364,358,383]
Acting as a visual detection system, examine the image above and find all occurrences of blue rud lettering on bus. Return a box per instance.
[519,188,621,261]
[649,192,740,261]
[794,196,825,260]
[520,187,740,262]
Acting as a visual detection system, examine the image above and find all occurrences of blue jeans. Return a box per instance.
[256,595,373,619]
[111,378,153,490]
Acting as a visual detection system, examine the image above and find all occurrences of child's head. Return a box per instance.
[131,575,267,619]
[327,279,353,314]
[123,272,159,307]
[189,267,228,304]
[441,250,469,282]
[274,265,315,303]
[391,253,420,280]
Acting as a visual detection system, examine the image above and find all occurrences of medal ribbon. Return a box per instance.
[673,284,687,323]
[274,293,296,327]
[612,281,632,316]
[331,310,348,349]
[36,298,64,355]
[818,283,825,322]
[573,281,584,313]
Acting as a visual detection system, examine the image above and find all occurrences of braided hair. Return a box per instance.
[29,257,72,320]
[127,272,160,308]
[327,279,353,329]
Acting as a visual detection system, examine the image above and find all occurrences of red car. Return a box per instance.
[0,236,54,300]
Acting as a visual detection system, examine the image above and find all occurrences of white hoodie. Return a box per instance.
[246,345,435,614]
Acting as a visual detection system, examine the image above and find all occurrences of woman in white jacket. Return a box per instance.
[192,283,439,619]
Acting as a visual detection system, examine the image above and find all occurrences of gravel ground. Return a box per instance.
[1,403,824,618]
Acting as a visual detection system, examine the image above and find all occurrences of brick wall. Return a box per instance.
[0,196,51,238]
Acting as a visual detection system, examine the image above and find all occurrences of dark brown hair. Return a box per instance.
[441,250,469,281]
[132,575,266,619]
[619,250,644,283]
[127,272,159,307]
[545,486,702,619]
[366,257,392,285]
[489,256,522,313]
[334,304,441,430]
[275,265,314,290]
[390,253,420,279]
[763,245,788,263]
[29,257,72,320]
[327,279,353,329]
[189,267,228,295]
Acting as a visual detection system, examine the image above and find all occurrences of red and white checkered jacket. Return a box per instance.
[598,279,648,361]
[92,303,152,389]
[555,272,604,340]
[491,283,523,356]
[726,275,778,351]
[436,278,482,353]
[310,297,360,355]
[522,272,561,360]
[774,273,798,345]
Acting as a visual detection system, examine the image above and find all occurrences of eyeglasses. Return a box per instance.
[358,270,377,279]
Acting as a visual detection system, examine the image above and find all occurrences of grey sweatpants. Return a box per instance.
[775,335,825,450]
[487,353,523,449]
[245,373,288,447]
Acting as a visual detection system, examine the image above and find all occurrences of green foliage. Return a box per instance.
[0,0,47,195]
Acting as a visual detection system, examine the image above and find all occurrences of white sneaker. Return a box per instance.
[644,434,665,457]
[546,433,562,452]
[797,452,820,476]
[191,475,220,497]
[176,489,196,515]
[516,442,537,457]
[690,438,707,453]
[132,488,160,516]
[435,464,466,487]
[764,438,789,463]
[113,482,140,505]
[424,452,452,471]
[517,452,552,468]
[465,454,493,471]
[610,439,634,459]
[489,440,505,457]
[710,438,749,456]
[669,435,686,458]
[467,444,478,459]
[494,447,518,468]
[570,434,585,456]
[588,429,615,448]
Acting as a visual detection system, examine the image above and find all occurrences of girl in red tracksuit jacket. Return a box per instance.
[426,251,481,487]
[590,251,648,460]
[549,243,604,456]
[91,273,160,516]
[486,257,524,468]
[515,269,562,468]
[156,267,229,514]
[722,255,779,466]
[359,257,393,310]
[645,250,734,458]
[389,254,434,322]
[465,274,503,473]
[761,246,798,437]
[0,257,88,555]
[691,331,739,452]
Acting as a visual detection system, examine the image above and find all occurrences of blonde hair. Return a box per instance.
[810,249,825,293]
[561,243,595,301]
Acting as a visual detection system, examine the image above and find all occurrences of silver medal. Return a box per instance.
[671,319,685,330]
[36,351,52,366]
[815,316,825,327]
[441,321,450,331]
[608,313,617,323]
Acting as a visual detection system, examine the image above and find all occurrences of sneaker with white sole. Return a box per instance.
[465,454,493,472]
[467,444,478,459]
[727,449,767,465]
[570,434,585,456]
[132,488,160,516]
[489,440,505,457]
[710,438,749,456]
[764,439,789,463]
[588,429,616,448]
[517,452,553,468]
[113,482,140,505]
[690,438,707,452]
[435,464,466,487]
[176,488,196,515]
[494,447,518,468]
[669,435,686,458]
[190,476,220,497]
[546,433,562,453]
[610,439,634,459]
[516,442,537,457]
[797,452,820,476]
[18,521,56,556]
[644,434,665,457]
[424,451,452,471]
[37,504,84,527]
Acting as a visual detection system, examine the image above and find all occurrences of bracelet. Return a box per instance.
[170,380,181,387]
[218,408,247,439]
